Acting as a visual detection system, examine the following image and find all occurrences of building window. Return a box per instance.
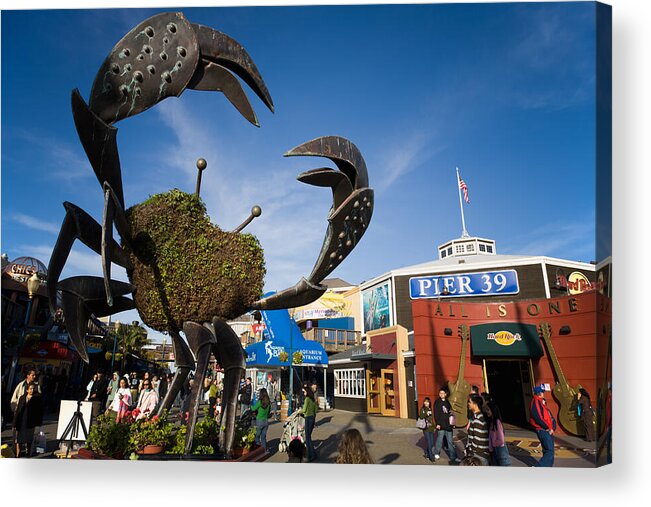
[486,245,493,253]
[466,244,474,252]
[334,368,366,398]
[456,244,464,253]
[447,247,453,255]
[441,250,447,258]
[479,244,486,252]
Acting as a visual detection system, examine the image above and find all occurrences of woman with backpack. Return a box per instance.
[418,397,436,462]
[251,388,272,451]
[484,399,511,466]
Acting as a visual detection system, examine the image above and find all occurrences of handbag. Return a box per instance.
[449,412,456,426]
[416,417,428,430]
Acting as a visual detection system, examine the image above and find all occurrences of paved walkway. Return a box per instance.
[263,409,598,467]
[1,408,599,466]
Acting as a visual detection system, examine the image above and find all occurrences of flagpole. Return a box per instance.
[456,167,468,237]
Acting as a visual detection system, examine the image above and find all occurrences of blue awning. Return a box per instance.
[245,300,328,367]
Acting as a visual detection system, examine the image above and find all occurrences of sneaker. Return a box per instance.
[434,454,440,460]
[454,457,462,463]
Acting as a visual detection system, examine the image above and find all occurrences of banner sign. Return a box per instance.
[362,281,392,332]
[409,270,519,299]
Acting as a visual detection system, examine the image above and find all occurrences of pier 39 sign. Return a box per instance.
[409,270,519,299]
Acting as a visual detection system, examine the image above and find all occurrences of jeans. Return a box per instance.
[255,419,269,450]
[490,445,511,466]
[434,429,457,460]
[423,431,435,460]
[535,429,555,467]
[305,415,317,460]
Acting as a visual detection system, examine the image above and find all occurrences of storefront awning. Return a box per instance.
[470,323,543,358]
[245,298,328,367]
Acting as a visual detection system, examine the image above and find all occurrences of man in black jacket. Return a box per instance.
[89,370,109,409]
[433,387,461,462]
[239,377,252,415]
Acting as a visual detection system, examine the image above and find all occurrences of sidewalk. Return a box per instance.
[1,408,598,466]
[263,410,598,467]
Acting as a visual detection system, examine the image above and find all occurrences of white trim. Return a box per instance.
[358,255,595,291]
[402,350,416,358]
[541,259,551,299]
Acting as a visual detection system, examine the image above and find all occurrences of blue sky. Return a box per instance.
[2,3,602,341]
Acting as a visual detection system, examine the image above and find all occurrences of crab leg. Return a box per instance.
[211,317,246,456]
[157,329,195,415]
[48,202,131,315]
[182,321,215,454]
[57,276,134,362]
[102,182,133,306]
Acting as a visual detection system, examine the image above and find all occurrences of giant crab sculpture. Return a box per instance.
[47,12,373,456]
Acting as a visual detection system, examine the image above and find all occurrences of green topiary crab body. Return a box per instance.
[124,189,265,332]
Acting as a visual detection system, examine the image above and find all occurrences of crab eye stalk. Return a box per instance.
[195,158,207,196]
[233,205,262,233]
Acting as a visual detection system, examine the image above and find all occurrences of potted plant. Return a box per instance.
[128,412,174,455]
[86,414,131,459]
[278,350,289,363]
[232,422,257,457]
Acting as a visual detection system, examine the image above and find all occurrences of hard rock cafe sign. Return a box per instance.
[555,271,601,295]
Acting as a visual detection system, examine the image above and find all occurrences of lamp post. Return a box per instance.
[110,321,121,373]
[6,272,41,392]
[288,315,294,415]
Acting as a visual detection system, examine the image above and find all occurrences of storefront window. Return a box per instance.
[334,368,367,398]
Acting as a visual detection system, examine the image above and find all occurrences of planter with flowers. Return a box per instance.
[232,421,257,458]
[128,412,175,455]
[278,350,289,363]
[86,414,131,459]
[292,351,303,365]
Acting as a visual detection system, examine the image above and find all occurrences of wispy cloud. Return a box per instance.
[373,132,444,194]
[12,129,91,183]
[503,217,596,263]
[11,213,59,234]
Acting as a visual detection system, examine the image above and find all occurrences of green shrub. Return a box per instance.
[125,189,266,332]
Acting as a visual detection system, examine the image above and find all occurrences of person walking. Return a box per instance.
[484,400,511,466]
[89,370,109,409]
[251,388,272,451]
[335,428,373,464]
[577,388,596,441]
[10,369,39,413]
[298,386,318,462]
[239,377,253,415]
[418,397,436,462]
[85,373,97,401]
[465,394,490,465]
[433,387,461,463]
[106,377,132,421]
[529,385,556,467]
[106,372,120,411]
[12,383,44,457]
[135,378,159,420]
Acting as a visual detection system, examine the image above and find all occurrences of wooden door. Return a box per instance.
[380,369,396,416]
[367,370,381,414]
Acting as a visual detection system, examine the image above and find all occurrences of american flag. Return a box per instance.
[459,177,470,204]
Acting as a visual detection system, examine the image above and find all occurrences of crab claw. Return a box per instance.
[187,23,274,126]
[288,136,374,285]
[251,136,373,311]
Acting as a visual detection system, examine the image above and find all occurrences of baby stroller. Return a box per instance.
[278,410,305,453]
